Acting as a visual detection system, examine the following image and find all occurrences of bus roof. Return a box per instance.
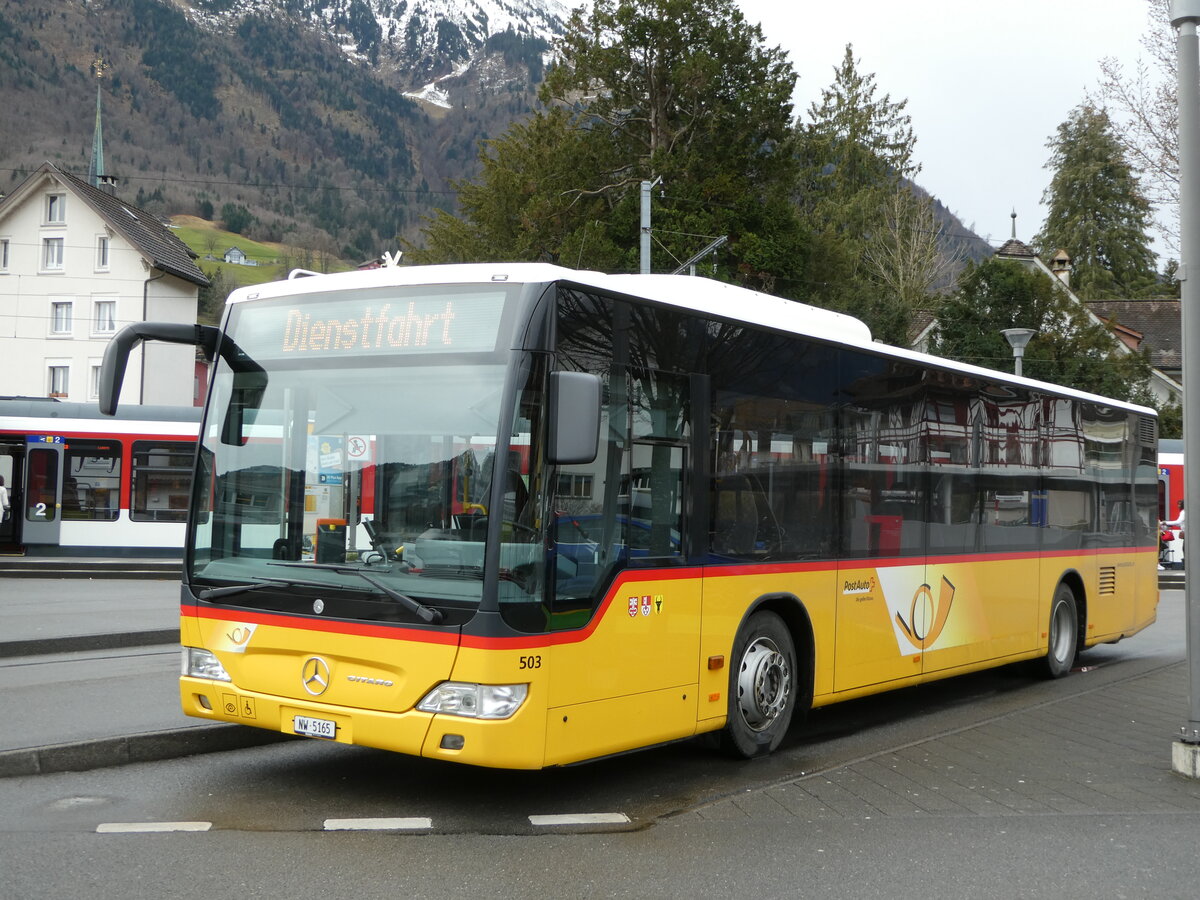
[226,263,1155,417]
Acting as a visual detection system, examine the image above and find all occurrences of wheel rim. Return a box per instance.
[1050,598,1073,664]
[735,636,792,732]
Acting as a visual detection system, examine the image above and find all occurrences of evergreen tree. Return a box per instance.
[1035,104,1157,299]
[220,202,253,235]
[412,0,807,290]
[197,267,237,326]
[799,45,921,341]
[930,259,1151,402]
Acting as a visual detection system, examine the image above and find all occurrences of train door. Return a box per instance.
[0,442,23,549]
[22,437,64,546]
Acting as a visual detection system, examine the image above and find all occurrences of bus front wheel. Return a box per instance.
[720,611,797,758]
[1043,584,1079,679]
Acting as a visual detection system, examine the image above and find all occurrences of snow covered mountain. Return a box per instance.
[191,0,571,94]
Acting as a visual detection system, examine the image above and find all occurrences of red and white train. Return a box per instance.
[0,397,200,556]
[1159,438,1185,568]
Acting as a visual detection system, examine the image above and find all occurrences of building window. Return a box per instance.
[50,300,73,335]
[555,473,594,499]
[48,364,69,398]
[46,193,66,224]
[131,441,193,521]
[89,363,102,400]
[0,238,9,271]
[42,237,64,270]
[96,235,110,270]
[93,299,116,334]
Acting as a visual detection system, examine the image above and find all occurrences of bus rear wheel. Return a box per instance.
[1043,584,1079,679]
[720,611,796,758]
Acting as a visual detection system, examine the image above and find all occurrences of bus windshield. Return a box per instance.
[187,283,545,625]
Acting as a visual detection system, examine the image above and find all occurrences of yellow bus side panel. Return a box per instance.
[834,563,924,691]
[546,574,701,710]
[920,558,1039,674]
[1085,554,1134,641]
[541,573,702,762]
[543,686,699,766]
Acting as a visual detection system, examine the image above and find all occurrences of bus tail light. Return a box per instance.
[182,647,232,682]
[417,682,528,720]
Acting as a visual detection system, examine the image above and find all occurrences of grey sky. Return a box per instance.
[737,0,1157,251]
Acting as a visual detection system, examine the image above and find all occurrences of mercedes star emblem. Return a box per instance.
[302,656,331,696]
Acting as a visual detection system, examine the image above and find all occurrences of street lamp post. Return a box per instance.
[1170,0,1200,778]
[1001,328,1036,378]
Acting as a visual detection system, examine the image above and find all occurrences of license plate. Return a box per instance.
[293,715,337,739]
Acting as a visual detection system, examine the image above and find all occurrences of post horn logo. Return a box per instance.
[301,656,331,696]
[895,576,956,651]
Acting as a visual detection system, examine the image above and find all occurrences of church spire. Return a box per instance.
[88,57,108,188]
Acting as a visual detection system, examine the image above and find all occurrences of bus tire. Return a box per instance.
[720,610,797,759]
[1043,583,1078,679]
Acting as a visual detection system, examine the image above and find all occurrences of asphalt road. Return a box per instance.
[0,590,1196,898]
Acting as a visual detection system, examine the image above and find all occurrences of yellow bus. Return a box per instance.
[100,263,1159,768]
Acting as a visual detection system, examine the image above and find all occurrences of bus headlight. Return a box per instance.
[182,647,232,682]
[417,682,528,720]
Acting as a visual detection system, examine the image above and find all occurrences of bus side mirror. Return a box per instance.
[548,372,600,465]
[99,322,220,415]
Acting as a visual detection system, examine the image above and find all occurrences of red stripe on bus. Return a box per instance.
[184,544,1151,650]
[181,604,459,645]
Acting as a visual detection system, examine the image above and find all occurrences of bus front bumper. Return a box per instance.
[179,677,549,769]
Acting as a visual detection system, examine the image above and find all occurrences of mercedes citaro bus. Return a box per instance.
[98,263,1158,768]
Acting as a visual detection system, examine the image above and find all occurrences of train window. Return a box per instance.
[131,441,193,522]
[63,440,120,521]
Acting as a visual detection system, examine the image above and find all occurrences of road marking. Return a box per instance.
[324,817,433,831]
[528,813,630,826]
[96,822,212,833]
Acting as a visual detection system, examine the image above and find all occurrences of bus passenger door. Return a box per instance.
[834,464,928,693]
[833,357,929,693]
[21,438,64,547]
[544,367,702,764]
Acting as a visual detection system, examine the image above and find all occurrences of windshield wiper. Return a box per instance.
[194,575,335,601]
[268,561,444,624]
[355,571,443,624]
[196,582,272,601]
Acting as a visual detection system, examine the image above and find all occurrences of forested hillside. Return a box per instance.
[0,0,988,282]
[0,0,548,259]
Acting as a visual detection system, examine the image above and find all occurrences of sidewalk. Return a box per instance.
[0,577,292,777]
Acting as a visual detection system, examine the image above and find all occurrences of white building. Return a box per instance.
[0,162,208,406]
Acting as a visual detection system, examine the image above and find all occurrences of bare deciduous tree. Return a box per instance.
[862,187,969,341]
[1092,0,1179,246]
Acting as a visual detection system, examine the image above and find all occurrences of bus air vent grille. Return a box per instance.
[1098,566,1117,596]
[1138,416,1157,446]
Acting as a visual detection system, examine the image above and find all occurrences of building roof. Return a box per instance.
[994,238,1037,258]
[1086,299,1182,372]
[0,162,209,287]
